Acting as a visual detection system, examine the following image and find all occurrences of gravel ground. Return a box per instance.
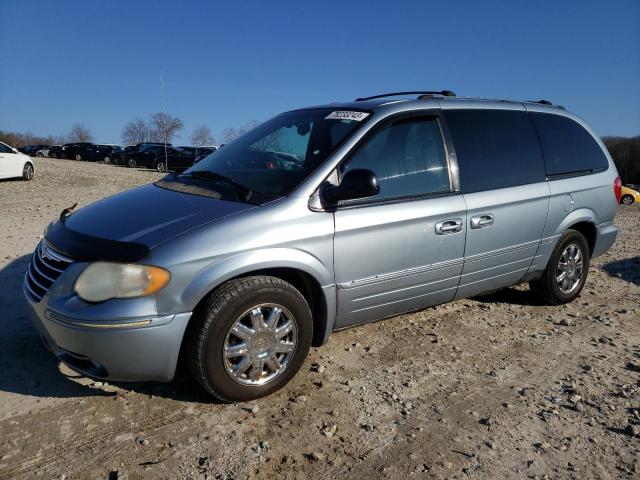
[0,158,638,480]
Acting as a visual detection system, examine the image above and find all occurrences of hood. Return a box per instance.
[61,183,256,248]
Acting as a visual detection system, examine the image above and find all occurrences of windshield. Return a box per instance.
[186,108,369,196]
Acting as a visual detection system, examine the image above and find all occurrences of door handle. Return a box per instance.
[435,218,463,235]
[470,214,495,229]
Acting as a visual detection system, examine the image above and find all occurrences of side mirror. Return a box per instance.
[12,148,19,154]
[322,169,379,205]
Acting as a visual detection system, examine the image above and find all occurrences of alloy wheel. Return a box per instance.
[23,164,33,180]
[556,243,584,294]
[223,304,297,386]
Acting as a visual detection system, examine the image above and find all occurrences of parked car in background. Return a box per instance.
[110,143,169,167]
[37,145,59,157]
[61,142,93,160]
[97,145,120,163]
[620,185,639,205]
[47,145,64,159]
[126,144,179,169]
[18,144,49,156]
[0,141,34,180]
[162,146,218,172]
[71,144,120,162]
[22,93,620,401]
[109,145,135,165]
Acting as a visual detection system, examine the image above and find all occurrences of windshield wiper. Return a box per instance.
[179,171,252,201]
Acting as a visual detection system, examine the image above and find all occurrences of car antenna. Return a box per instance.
[160,67,169,171]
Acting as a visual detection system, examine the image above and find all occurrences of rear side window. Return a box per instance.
[340,116,450,202]
[529,112,608,176]
[444,109,545,193]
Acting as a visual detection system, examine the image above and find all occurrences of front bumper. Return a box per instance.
[24,287,192,382]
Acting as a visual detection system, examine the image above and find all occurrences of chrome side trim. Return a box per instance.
[337,257,464,289]
[351,285,457,313]
[352,273,460,302]
[45,310,158,330]
[464,239,540,263]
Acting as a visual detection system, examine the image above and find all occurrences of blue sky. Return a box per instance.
[0,0,638,144]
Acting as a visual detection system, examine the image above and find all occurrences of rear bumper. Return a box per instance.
[25,288,191,382]
[593,221,618,258]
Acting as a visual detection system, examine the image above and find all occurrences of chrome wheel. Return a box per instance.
[223,304,297,386]
[556,243,583,294]
[22,163,34,180]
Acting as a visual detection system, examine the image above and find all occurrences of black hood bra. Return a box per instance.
[45,216,150,262]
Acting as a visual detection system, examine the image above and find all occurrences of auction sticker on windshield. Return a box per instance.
[325,111,370,121]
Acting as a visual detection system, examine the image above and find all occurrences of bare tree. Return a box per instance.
[222,127,238,143]
[190,125,215,146]
[68,124,93,142]
[149,112,183,144]
[222,120,260,143]
[121,118,150,145]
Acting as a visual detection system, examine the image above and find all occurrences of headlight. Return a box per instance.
[75,262,170,303]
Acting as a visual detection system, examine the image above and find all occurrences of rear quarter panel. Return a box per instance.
[524,105,619,272]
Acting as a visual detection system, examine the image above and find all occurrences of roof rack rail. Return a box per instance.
[355,90,456,102]
[526,99,565,110]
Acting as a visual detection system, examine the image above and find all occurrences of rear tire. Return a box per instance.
[621,195,634,205]
[188,276,313,402]
[529,229,590,305]
[104,156,111,164]
[156,161,166,173]
[75,154,82,161]
[128,158,137,168]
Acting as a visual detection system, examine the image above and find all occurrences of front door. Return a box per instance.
[0,143,18,178]
[333,114,467,328]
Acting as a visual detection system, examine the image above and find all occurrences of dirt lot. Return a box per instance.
[0,158,638,479]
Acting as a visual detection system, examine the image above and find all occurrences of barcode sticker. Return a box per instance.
[325,111,370,122]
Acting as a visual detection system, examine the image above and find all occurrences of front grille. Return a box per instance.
[24,241,73,303]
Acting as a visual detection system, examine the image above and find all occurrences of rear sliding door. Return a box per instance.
[442,107,550,299]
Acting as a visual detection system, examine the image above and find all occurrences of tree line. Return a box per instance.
[0,112,266,149]
[602,136,640,184]
[2,119,638,184]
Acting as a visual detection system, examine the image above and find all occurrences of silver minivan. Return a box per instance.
[24,91,620,401]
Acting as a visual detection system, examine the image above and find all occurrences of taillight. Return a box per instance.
[614,176,622,204]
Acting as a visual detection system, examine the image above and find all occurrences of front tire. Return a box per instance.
[156,160,166,173]
[128,158,137,168]
[75,154,82,161]
[22,163,34,181]
[188,276,313,402]
[621,195,634,205]
[104,156,111,164]
[530,229,590,305]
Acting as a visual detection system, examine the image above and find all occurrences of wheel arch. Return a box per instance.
[180,249,335,347]
[553,208,598,255]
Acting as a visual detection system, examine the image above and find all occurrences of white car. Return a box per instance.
[0,141,34,180]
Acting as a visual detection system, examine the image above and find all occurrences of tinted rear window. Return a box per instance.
[529,112,608,176]
[444,109,545,193]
